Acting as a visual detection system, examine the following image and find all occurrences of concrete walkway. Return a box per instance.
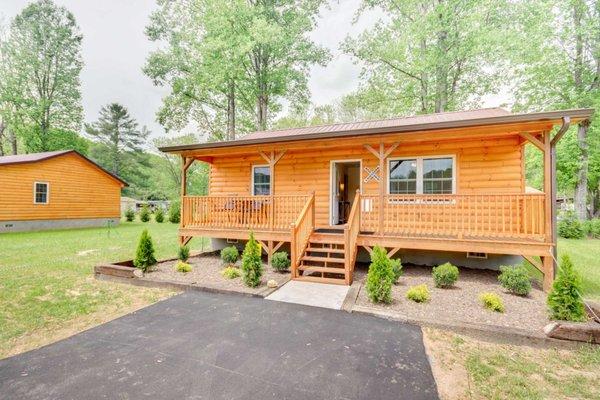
[265,280,350,309]
[0,291,438,400]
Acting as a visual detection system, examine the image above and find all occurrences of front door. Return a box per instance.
[330,161,361,226]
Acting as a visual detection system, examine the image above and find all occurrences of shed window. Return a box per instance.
[388,156,455,195]
[252,165,271,195]
[34,182,49,204]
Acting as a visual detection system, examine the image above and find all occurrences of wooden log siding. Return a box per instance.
[359,193,546,241]
[208,135,525,228]
[182,194,309,231]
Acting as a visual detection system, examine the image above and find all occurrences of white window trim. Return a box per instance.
[33,181,50,204]
[251,164,271,196]
[387,155,456,195]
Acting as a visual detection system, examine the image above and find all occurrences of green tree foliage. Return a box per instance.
[85,103,148,177]
[145,0,330,137]
[390,258,403,284]
[133,229,157,273]
[547,255,587,321]
[342,0,512,117]
[0,0,83,153]
[365,245,395,303]
[512,0,600,219]
[241,232,263,287]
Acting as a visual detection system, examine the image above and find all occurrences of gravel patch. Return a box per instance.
[143,254,290,295]
[355,264,551,335]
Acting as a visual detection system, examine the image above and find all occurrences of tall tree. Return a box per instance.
[512,0,600,219]
[342,0,511,116]
[85,103,148,176]
[0,0,83,152]
[145,0,329,138]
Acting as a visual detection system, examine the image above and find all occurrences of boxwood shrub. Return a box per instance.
[406,284,430,303]
[220,246,239,265]
[271,251,290,272]
[479,292,504,312]
[558,212,584,239]
[432,262,459,288]
[498,265,531,296]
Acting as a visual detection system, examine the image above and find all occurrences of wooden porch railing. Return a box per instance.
[290,193,315,278]
[343,190,361,284]
[360,193,547,241]
[182,194,309,231]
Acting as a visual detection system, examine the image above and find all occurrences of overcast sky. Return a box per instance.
[1,1,503,141]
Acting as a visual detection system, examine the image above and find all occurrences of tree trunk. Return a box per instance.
[0,120,5,156]
[574,120,590,219]
[10,128,17,155]
[434,5,448,113]
[256,93,268,131]
[227,80,236,140]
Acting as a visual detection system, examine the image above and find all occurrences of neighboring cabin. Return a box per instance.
[0,150,127,233]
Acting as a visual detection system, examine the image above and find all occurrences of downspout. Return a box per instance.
[549,117,571,274]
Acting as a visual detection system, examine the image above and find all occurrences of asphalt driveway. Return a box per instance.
[0,291,438,400]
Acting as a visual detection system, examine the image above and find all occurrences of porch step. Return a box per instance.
[308,233,344,244]
[306,246,345,254]
[294,275,347,285]
[298,265,345,274]
[301,255,344,264]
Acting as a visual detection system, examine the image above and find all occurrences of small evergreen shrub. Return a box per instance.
[154,207,164,223]
[139,204,151,222]
[432,262,459,288]
[220,246,239,265]
[175,261,192,273]
[221,266,241,279]
[498,265,532,296]
[365,246,395,303]
[124,208,135,222]
[178,245,190,262]
[582,219,600,238]
[479,292,504,312]
[168,201,180,223]
[133,229,157,273]
[390,258,403,283]
[406,284,430,303]
[547,254,587,321]
[558,212,585,239]
[271,251,291,272]
[241,232,263,287]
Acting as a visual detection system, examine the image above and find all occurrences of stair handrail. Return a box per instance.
[343,190,361,284]
[290,192,315,279]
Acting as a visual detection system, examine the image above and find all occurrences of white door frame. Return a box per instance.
[329,159,363,226]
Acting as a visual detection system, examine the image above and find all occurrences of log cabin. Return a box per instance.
[160,108,594,291]
[0,150,127,232]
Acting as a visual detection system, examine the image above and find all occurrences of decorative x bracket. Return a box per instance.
[364,166,381,183]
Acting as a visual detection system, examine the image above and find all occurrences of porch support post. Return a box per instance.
[179,156,195,245]
[259,150,286,231]
[364,142,399,235]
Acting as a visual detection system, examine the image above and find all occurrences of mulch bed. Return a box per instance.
[354,264,551,336]
[142,253,290,296]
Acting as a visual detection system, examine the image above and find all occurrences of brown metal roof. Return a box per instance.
[159,107,595,153]
[0,150,128,187]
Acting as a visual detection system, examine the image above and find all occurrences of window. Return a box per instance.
[34,182,49,204]
[388,156,455,195]
[252,165,271,195]
[389,159,417,194]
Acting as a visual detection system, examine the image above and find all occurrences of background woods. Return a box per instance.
[0,0,598,218]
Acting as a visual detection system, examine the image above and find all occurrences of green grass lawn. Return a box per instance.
[558,238,600,300]
[0,221,208,358]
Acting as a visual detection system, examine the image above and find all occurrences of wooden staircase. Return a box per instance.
[295,232,349,285]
